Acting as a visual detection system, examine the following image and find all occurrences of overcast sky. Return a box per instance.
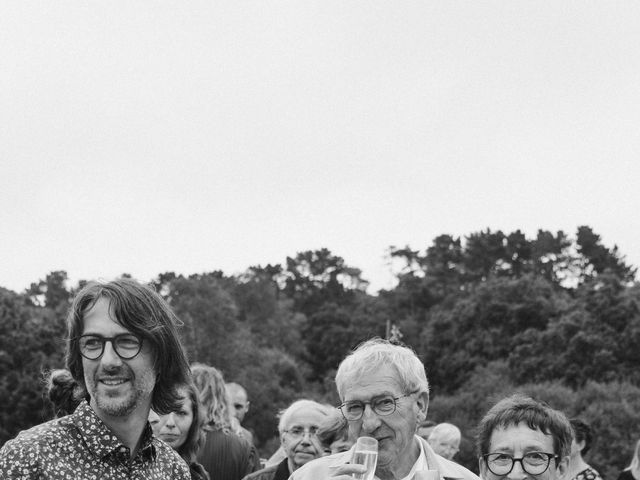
[2,1,639,294]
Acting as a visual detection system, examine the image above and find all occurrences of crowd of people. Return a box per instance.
[0,277,637,480]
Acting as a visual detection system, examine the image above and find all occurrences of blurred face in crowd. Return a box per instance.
[281,408,326,470]
[228,386,250,423]
[431,437,460,460]
[480,423,568,480]
[149,387,194,450]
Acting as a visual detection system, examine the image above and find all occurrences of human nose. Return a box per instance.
[100,340,123,366]
[506,459,528,480]
[164,413,177,428]
[361,404,382,433]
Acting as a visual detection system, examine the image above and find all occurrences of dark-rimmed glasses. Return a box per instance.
[78,334,143,360]
[338,391,418,421]
[483,452,559,476]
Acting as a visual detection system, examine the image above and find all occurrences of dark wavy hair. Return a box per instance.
[476,393,572,460]
[175,382,206,465]
[46,369,84,418]
[570,418,593,455]
[65,278,191,414]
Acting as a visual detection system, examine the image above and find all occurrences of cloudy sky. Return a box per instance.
[2,1,639,294]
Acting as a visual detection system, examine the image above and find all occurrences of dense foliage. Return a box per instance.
[1,226,638,478]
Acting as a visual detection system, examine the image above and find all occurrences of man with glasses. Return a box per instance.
[243,399,329,480]
[291,338,479,480]
[0,278,192,479]
[477,394,571,480]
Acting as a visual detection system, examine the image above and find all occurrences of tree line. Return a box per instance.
[1,225,638,478]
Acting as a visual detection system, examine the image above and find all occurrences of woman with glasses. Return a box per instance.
[477,394,571,480]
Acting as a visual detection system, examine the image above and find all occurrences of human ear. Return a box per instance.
[415,391,429,421]
[479,458,487,479]
[556,455,570,478]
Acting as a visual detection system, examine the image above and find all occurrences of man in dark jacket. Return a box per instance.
[243,400,330,480]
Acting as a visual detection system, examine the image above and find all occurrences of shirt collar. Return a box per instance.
[398,437,428,480]
[72,400,157,461]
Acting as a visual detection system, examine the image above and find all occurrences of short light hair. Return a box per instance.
[317,408,350,448]
[476,394,572,459]
[66,278,191,414]
[335,338,429,400]
[277,399,331,435]
[429,423,461,445]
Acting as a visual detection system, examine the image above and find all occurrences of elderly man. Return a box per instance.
[477,394,571,480]
[428,423,462,460]
[291,338,479,480]
[0,278,192,479]
[244,399,329,480]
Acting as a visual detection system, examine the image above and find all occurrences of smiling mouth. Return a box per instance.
[100,378,128,386]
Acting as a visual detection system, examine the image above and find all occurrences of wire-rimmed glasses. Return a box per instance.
[338,391,418,421]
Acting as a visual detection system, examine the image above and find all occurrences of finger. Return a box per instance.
[329,463,368,477]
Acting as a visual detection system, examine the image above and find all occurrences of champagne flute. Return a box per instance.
[351,436,378,480]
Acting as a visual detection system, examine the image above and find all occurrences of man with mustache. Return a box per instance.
[0,278,192,479]
[291,339,480,480]
[243,400,330,480]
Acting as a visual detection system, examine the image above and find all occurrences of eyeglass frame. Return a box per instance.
[77,333,144,360]
[338,390,420,421]
[282,426,320,439]
[482,452,559,476]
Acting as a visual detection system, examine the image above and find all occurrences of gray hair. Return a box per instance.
[429,423,461,444]
[335,338,429,399]
[476,393,572,459]
[277,399,331,435]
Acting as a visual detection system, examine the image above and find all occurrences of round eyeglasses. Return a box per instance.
[338,391,418,421]
[78,334,143,360]
[483,452,558,476]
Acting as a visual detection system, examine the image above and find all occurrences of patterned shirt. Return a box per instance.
[573,467,604,480]
[0,400,191,479]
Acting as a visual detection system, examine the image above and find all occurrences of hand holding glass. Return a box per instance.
[351,436,378,480]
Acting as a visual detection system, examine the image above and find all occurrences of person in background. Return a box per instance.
[291,338,480,480]
[417,420,437,442]
[477,394,570,480]
[0,278,192,479]
[45,368,83,418]
[149,382,210,480]
[227,382,254,444]
[563,419,603,480]
[242,399,329,480]
[192,363,258,480]
[617,439,640,480]
[316,407,353,455]
[428,422,462,460]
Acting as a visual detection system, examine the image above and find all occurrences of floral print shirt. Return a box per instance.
[0,400,190,479]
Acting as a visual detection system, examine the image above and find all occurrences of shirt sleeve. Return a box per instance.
[0,438,42,479]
